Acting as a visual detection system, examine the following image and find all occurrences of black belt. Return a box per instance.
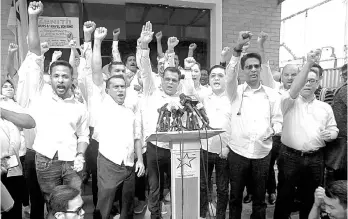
[283,145,322,157]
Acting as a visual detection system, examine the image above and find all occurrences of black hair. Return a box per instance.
[193,62,201,70]
[311,63,323,78]
[325,180,347,207]
[108,61,125,72]
[240,53,262,70]
[341,64,347,76]
[47,185,80,215]
[123,53,136,65]
[106,74,126,88]
[49,60,73,76]
[208,65,226,76]
[163,67,181,80]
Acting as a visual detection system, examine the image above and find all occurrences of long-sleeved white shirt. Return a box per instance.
[226,56,283,159]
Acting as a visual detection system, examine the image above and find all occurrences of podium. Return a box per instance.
[146,130,225,219]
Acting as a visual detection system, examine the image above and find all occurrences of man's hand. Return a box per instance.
[113,28,121,41]
[140,21,154,48]
[28,1,43,17]
[320,130,333,141]
[189,43,197,51]
[40,42,49,55]
[135,160,145,177]
[236,31,252,50]
[314,187,325,208]
[52,51,62,62]
[220,47,230,63]
[263,127,275,141]
[155,31,163,41]
[1,153,10,175]
[257,31,268,46]
[219,147,229,159]
[68,39,77,49]
[94,27,107,41]
[134,84,142,92]
[168,37,179,51]
[83,21,96,35]
[8,43,19,54]
[184,57,196,69]
[307,49,321,64]
[73,154,85,172]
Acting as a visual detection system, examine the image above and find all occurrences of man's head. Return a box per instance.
[311,63,324,80]
[209,65,226,94]
[324,180,347,219]
[200,69,209,86]
[161,67,181,96]
[49,60,74,99]
[191,62,201,85]
[1,80,15,99]
[124,54,137,73]
[300,67,320,99]
[108,61,126,77]
[105,74,127,105]
[240,53,262,87]
[174,54,180,68]
[157,57,165,77]
[47,185,84,219]
[340,64,347,83]
[281,64,300,90]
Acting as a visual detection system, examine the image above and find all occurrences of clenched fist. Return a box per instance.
[83,21,96,34]
[52,51,62,62]
[155,31,163,41]
[257,31,268,46]
[113,28,121,41]
[94,27,108,41]
[236,31,252,49]
[28,1,43,16]
[220,47,230,63]
[189,43,197,51]
[307,49,321,63]
[8,43,18,54]
[168,37,179,51]
[41,42,49,55]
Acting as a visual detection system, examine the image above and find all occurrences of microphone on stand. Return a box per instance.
[156,103,168,132]
[196,103,210,125]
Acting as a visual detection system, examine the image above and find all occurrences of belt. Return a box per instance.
[283,145,322,157]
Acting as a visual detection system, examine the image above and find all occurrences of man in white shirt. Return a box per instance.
[94,74,145,219]
[29,60,89,203]
[225,31,283,219]
[273,50,339,219]
[199,64,230,219]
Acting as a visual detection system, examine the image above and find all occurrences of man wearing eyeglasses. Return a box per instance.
[46,185,85,219]
[273,50,339,219]
[225,31,283,219]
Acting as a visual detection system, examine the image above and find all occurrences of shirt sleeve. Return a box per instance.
[76,106,90,144]
[139,49,156,96]
[226,55,239,103]
[271,92,283,135]
[134,108,142,140]
[280,90,296,115]
[325,105,339,133]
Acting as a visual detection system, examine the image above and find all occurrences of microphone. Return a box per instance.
[196,103,210,125]
[179,93,196,114]
[156,103,168,132]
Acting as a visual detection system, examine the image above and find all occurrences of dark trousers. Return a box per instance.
[1,175,23,219]
[135,152,147,201]
[96,153,135,219]
[86,138,99,207]
[200,150,229,219]
[274,145,324,219]
[266,136,281,194]
[19,156,30,207]
[23,149,45,219]
[228,149,271,219]
[147,143,171,219]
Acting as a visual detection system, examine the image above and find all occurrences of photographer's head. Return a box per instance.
[161,67,181,96]
[324,180,347,219]
[47,185,84,219]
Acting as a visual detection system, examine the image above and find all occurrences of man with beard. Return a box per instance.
[273,50,339,219]
[225,31,282,219]
[28,60,89,203]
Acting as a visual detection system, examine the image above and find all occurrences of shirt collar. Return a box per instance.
[242,82,264,92]
[299,94,316,103]
[51,90,74,102]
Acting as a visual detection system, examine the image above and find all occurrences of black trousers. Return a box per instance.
[85,138,99,207]
[228,149,271,219]
[147,143,171,219]
[1,175,23,219]
[266,136,282,194]
[135,152,147,201]
[274,145,324,219]
[19,156,30,207]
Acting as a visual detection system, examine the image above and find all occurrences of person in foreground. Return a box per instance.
[46,185,85,219]
[308,180,347,219]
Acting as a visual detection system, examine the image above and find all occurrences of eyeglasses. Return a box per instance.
[244,64,260,70]
[63,204,84,216]
[306,79,318,85]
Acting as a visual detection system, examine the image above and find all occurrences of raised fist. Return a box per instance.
[237,31,252,48]
[94,27,107,41]
[189,43,197,51]
[307,49,321,63]
[184,57,196,69]
[28,1,43,16]
[113,28,121,38]
[8,43,18,54]
[221,47,230,58]
[168,37,179,50]
[140,21,154,45]
[83,21,96,34]
[52,51,62,62]
[155,31,163,40]
[242,42,251,53]
[257,31,268,45]
[314,187,325,207]
[40,42,49,55]
[68,39,77,48]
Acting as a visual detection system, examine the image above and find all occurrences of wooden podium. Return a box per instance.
[146,130,224,219]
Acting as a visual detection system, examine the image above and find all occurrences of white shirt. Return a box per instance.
[96,92,141,167]
[201,91,231,154]
[29,88,89,161]
[281,92,338,151]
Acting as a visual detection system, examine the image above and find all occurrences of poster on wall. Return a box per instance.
[38,16,80,48]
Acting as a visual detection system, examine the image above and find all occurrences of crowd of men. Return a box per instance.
[1,1,347,219]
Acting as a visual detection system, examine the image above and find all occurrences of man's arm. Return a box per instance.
[0,108,36,129]
[270,93,283,136]
[308,187,325,219]
[68,40,80,80]
[92,27,108,86]
[289,50,320,99]
[139,21,156,96]
[155,31,164,59]
[76,109,90,154]
[219,47,230,67]
[188,43,197,58]
[112,28,122,62]
[27,1,43,56]
[5,44,19,80]
[164,37,179,69]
